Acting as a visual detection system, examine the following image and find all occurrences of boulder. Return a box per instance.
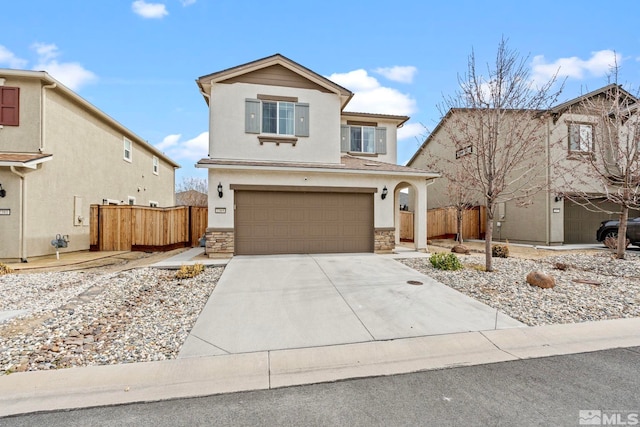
[451,244,470,255]
[526,271,555,289]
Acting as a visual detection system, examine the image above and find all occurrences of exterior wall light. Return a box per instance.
[381,186,388,200]
[0,184,5,198]
[217,182,223,198]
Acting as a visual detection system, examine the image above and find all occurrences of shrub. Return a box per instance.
[0,263,13,275]
[175,263,204,279]
[492,244,509,258]
[429,253,463,271]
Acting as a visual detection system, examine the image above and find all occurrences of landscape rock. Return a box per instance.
[526,271,556,289]
[451,244,470,255]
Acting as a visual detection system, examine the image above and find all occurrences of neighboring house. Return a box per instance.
[176,189,208,206]
[196,54,438,256]
[408,84,639,245]
[0,70,180,261]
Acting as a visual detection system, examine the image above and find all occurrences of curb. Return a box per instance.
[1,317,639,418]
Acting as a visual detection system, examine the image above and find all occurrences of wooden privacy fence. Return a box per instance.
[399,206,486,241]
[90,205,208,252]
[427,206,486,240]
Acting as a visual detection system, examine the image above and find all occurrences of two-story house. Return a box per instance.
[196,54,438,256]
[408,84,640,245]
[0,69,180,261]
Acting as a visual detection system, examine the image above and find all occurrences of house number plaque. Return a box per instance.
[214,207,226,214]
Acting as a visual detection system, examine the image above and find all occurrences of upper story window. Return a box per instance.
[245,97,309,137]
[123,137,132,162]
[262,101,294,135]
[152,156,159,175]
[568,123,593,153]
[0,86,20,126]
[341,125,387,155]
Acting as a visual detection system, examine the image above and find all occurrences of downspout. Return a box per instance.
[40,82,57,152]
[10,166,27,262]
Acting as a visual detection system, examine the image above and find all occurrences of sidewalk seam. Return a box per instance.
[479,330,522,360]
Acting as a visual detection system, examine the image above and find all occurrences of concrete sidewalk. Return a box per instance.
[1,317,639,417]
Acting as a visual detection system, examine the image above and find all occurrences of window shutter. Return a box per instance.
[0,87,20,126]
[294,103,309,137]
[375,127,387,154]
[341,125,350,152]
[245,98,260,133]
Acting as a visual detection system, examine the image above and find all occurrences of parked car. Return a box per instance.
[596,217,640,247]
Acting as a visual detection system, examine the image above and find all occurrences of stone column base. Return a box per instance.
[205,228,234,258]
[374,228,395,254]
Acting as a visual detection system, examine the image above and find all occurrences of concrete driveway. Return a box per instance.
[179,254,524,358]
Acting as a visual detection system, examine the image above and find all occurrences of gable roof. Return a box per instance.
[407,84,640,167]
[341,111,410,128]
[196,54,354,109]
[0,69,181,169]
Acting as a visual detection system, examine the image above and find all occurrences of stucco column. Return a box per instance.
[414,179,429,252]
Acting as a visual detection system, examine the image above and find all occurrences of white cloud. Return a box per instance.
[374,66,417,83]
[179,0,196,5]
[531,50,622,83]
[132,1,169,18]
[31,43,97,90]
[397,122,425,141]
[155,132,208,162]
[0,45,28,69]
[328,69,416,115]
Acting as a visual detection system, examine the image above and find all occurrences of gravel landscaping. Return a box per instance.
[0,266,222,375]
[1,247,639,376]
[400,250,640,326]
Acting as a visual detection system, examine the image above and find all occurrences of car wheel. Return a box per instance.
[604,230,618,240]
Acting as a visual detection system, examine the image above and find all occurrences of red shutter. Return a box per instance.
[0,87,20,126]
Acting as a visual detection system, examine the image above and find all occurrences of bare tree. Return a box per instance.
[556,69,640,259]
[438,38,563,271]
[176,176,208,206]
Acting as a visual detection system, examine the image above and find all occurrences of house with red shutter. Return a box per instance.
[0,70,180,261]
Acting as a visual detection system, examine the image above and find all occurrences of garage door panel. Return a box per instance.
[235,191,373,255]
[564,200,619,244]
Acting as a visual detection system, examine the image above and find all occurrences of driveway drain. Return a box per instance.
[407,280,423,286]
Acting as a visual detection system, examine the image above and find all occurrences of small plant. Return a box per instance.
[492,244,509,258]
[175,263,204,279]
[429,252,463,271]
[604,236,630,251]
[0,262,14,275]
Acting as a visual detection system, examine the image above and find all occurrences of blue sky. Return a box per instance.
[2,0,640,185]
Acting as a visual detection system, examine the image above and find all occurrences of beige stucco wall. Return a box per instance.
[0,77,177,260]
[0,171,21,257]
[208,82,342,164]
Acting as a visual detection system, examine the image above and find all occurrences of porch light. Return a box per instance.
[0,184,5,198]
[217,182,223,198]
[381,186,388,200]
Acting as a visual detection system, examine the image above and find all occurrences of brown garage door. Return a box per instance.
[564,200,619,244]
[235,191,374,255]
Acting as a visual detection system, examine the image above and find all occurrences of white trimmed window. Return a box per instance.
[152,156,159,175]
[128,196,136,205]
[568,123,593,153]
[245,98,309,137]
[340,125,387,154]
[123,137,132,162]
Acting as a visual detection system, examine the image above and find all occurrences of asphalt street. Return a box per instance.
[4,346,640,426]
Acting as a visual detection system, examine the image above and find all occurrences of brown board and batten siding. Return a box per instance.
[221,64,333,92]
[234,190,374,255]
